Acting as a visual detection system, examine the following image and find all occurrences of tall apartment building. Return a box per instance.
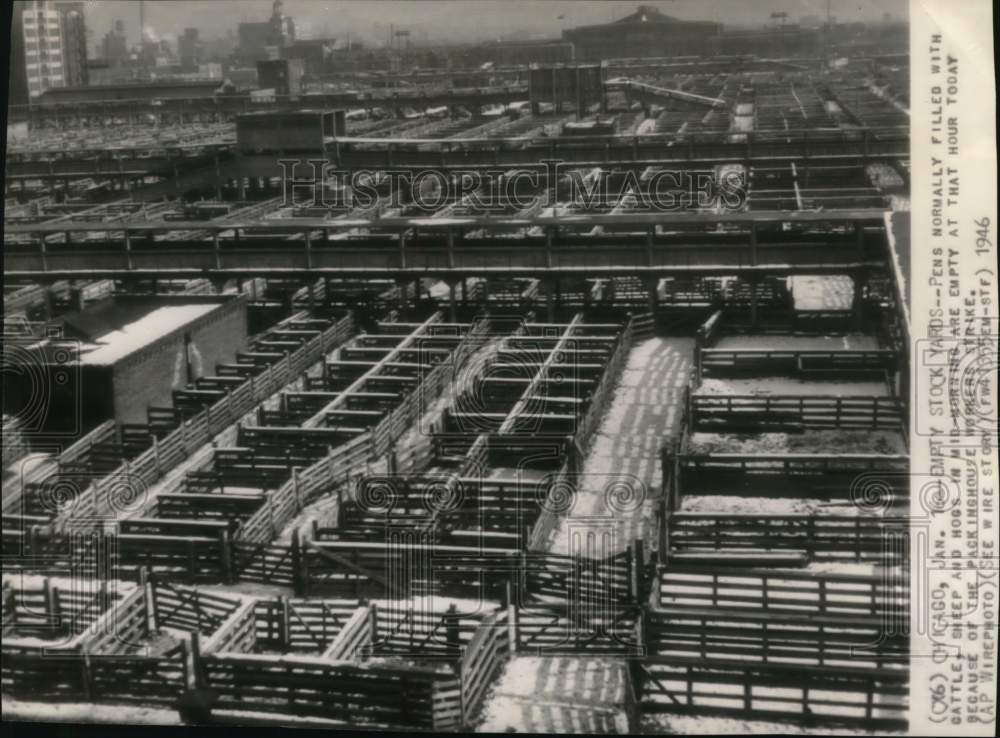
[9,6,30,107]
[18,0,89,99]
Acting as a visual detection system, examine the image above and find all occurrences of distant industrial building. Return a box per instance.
[256,58,305,96]
[239,0,296,61]
[563,5,721,60]
[464,39,575,67]
[712,25,821,57]
[285,39,341,76]
[36,79,233,105]
[236,109,345,154]
[178,28,203,71]
[100,19,130,67]
[529,64,606,115]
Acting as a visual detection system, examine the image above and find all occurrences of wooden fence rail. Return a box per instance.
[459,611,510,726]
[527,317,635,551]
[690,394,904,432]
[640,657,908,729]
[646,608,909,670]
[658,567,909,621]
[199,652,456,729]
[664,512,909,562]
[677,452,910,496]
[700,349,897,377]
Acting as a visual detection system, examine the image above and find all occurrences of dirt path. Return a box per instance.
[479,337,694,733]
[549,337,694,555]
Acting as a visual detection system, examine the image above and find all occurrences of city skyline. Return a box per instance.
[41,0,907,54]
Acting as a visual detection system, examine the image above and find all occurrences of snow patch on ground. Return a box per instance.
[714,333,879,351]
[790,275,854,311]
[642,712,905,735]
[2,698,182,725]
[696,376,888,397]
[477,656,627,734]
[687,430,907,455]
[679,495,860,516]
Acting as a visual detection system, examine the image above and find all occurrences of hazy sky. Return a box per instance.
[62,0,908,48]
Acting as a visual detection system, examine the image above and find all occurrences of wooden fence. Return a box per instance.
[664,512,909,562]
[693,309,724,378]
[150,580,245,637]
[525,548,636,605]
[2,576,130,644]
[235,432,372,545]
[638,657,908,729]
[514,601,641,656]
[252,597,361,654]
[1,645,189,707]
[2,578,643,728]
[676,452,910,497]
[645,607,909,670]
[526,317,635,551]
[699,349,897,378]
[690,394,904,432]
[658,567,909,621]
[50,311,356,531]
[74,316,490,581]
[322,603,375,660]
[459,610,511,726]
[198,651,460,730]
[1,579,191,707]
[2,419,118,518]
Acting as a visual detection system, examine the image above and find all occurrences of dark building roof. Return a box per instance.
[564,5,721,36]
[613,6,679,24]
[37,80,231,103]
[561,6,721,60]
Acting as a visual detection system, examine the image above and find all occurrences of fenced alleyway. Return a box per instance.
[478,337,694,734]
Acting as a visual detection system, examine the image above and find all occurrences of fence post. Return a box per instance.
[695,327,704,379]
[291,528,305,597]
[48,580,62,630]
[81,645,96,701]
[145,569,159,632]
[190,631,204,690]
[152,434,161,476]
[658,498,669,563]
[631,539,646,604]
[177,637,194,693]
[267,491,277,537]
[219,529,233,584]
[280,596,291,649]
[505,580,518,655]
[446,603,461,658]
[292,467,302,512]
